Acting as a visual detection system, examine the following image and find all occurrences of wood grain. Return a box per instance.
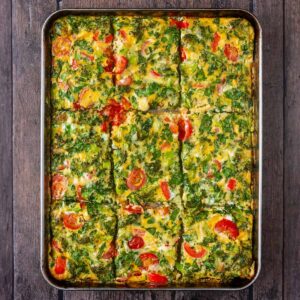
[284,0,300,299]
[252,0,284,299]
[0,0,13,299]
[12,0,58,299]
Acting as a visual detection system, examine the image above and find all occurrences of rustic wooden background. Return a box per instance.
[0,0,299,299]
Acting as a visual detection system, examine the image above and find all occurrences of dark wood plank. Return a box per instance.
[0,0,13,299]
[252,0,284,299]
[12,1,58,299]
[284,0,300,299]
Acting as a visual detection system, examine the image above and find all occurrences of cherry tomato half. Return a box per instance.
[214,218,239,240]
[150,70,161,77]
[102,243,117,259]
[224,44,239,62]
[51,174,68,200]
[63,213,83,230]
[211,32,221,52]
[54,257,66,275]
[125,204,144,214]
[227,178,237,191]
[178,118,193,142]
[114,55,128,74]
[183,242,206,258]
[160,181,171,200]
[119,29,127,39]
[128,236,145,250]
[126,168,147,191]
[139,253,159,270]
[105,34,114,43]
[148,273,168,285]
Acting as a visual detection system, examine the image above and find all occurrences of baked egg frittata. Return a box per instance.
[49,15,255,286]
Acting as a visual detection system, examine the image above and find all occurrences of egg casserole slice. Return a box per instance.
[181,111,254,211]
[115,203,181,285]
[179,206,254,283]
[113,16,180,110]
[51,110,113,205]
[51,16,114,111]
[49,200,116,283]
[180,17,254,112]
[111,112,182,209]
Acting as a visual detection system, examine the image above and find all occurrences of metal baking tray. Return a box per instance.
[41,8,262,290]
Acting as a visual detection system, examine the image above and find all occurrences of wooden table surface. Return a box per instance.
[0,0,299,299]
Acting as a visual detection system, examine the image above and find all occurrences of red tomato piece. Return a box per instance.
[119,29,127,39]
[224,44,239,62]
[158,206,170,216]
[124,204,144,214]
[102,243,117,259]
[52,240,61,251]
[105,34,114,43]
[103,47,115,72]
[214,218,239,239]
[139,253,159,270]
[211,32,221,52]
[93,31,99,41]
[76,185,86,208]
[104,57,115,72]
[150,70,161,77]
[114,55,128,74]
[178,118,193,142]
[51,174,68,200]
[101,120,109,133]
[183,242,206,258]
[160,181,171,200]
[126,168,147,191]
[169,122,179,134]
[170,18,178,27]
[116,76,133,86]
[73,101,81,110]
[179,21,189,28]
[63,213,83,230]
[52,37,71,57]
[227,178,237,191]
[180,47,187,61]
[148,273,168,285]
[128,236,145,250]
[99,98,128,127]
[54,257,66,275]
[170,18,189,29]
[121,96,131,110]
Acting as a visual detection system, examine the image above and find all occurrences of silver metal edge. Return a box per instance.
[40,8,263,291]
